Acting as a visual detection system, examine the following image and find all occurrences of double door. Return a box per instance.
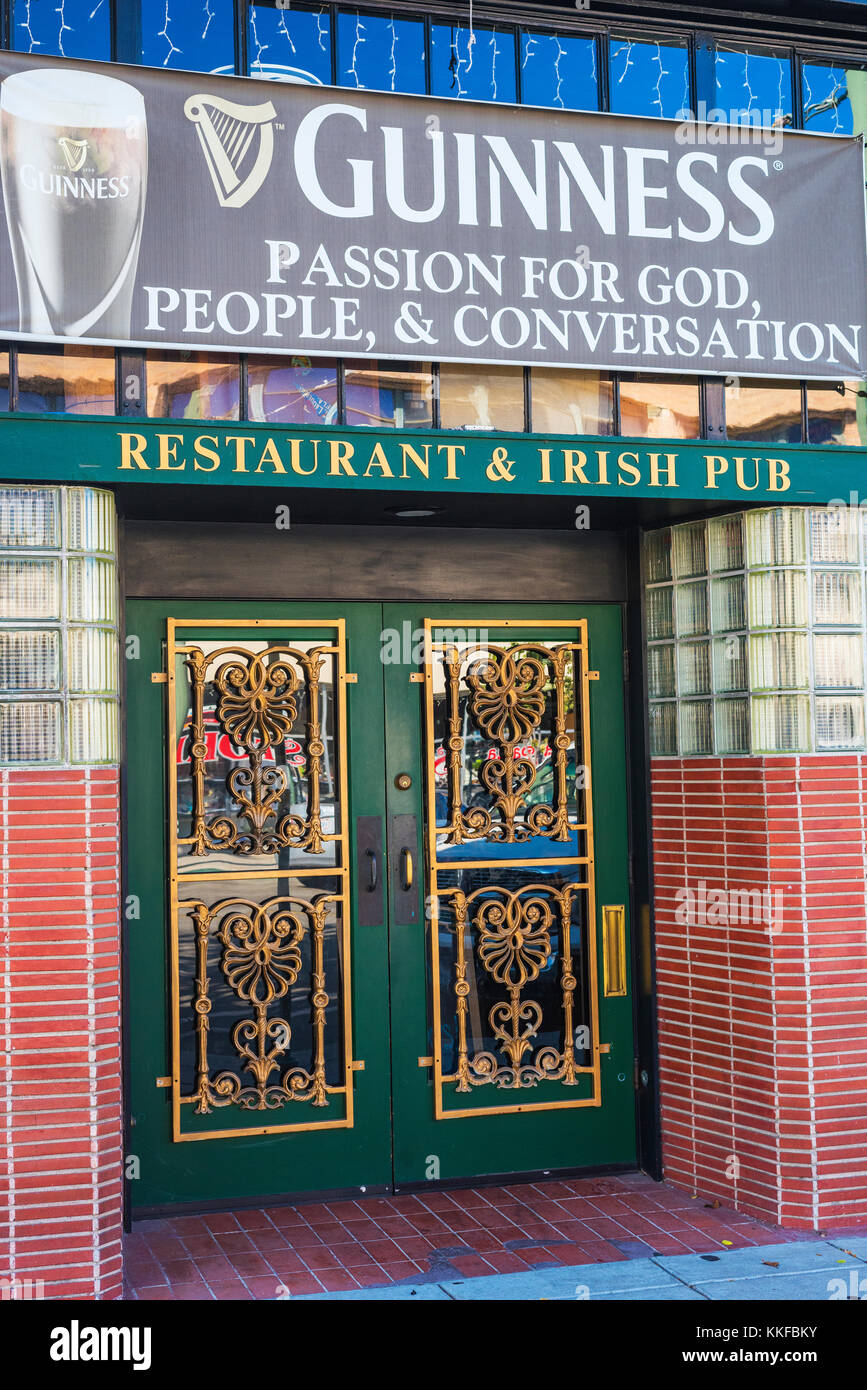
[126,600,635,1210]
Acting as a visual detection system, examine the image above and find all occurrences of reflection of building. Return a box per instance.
[3,0,867,1304]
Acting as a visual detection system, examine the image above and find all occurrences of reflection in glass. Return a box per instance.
[800,61,867,135]
[431,24,517,103]
[520,33,599,111]
[344,360,433,429]
[0,353,9,412]
[13,0,111,60]
[175,638,341,876]
[439,364,525,431]
[531,369,614,435]
[141,0,235,72]
[434,870,592,1083]
[177,875,345,1103]
[713,43,792,124]
[247,355,338,426]
[146,351,240,419]
[337,12,425,93]
[725,377,802,443]
[619,374,700,439]
[247,3,332,85]
[430,639,586,862]
[608,35,691,119]
[17,346,115,415]
[807,381,867,447]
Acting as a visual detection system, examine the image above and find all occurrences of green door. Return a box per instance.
[126,599,635,1212]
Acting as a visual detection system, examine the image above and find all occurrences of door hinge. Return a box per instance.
[344,673,358,684]
[598,1043,611,1055]
[350,1059,365,1071]
[418,1055,434,1067]
[151,672,167,684]
[588,670,600,681]
[409,672,425,684]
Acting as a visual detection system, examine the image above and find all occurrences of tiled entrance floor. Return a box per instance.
[124,1171,851,1300]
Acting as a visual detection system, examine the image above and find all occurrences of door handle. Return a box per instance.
[356,817,384,927]
[401,847,414,892]
[366,847,378,893]
[390,814,418,925]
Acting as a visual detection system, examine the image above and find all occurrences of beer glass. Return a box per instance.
[0,67,148,339]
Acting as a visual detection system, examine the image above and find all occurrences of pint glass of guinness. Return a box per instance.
[0,67,147,338]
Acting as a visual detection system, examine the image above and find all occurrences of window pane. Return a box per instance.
[531,368,614,435]
[247,354,338,425]
[140,0,235,74]
[713,43,793,125]
[725,378,802,443]
[337,12,425,94]
[12,0,111,60]
[439,364,525,431]
[247,3,332,85]
[520,33,599,111]
[0,353,9,412]
[344,360,433,429]
[618,375,700,439]
[146,351,239,419]
[608,35,691,119]
[800,61,867,135]
[18,346,115,415]
[807,381,867,446]
[431,25,517,103]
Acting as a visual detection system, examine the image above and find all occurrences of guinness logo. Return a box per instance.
[58,137,88,173]
[184,93,276,209]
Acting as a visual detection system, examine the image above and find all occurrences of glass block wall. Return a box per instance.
[645,506,867,755]
[0,486,119,764]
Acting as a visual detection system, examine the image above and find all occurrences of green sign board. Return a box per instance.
[0,412,864,504]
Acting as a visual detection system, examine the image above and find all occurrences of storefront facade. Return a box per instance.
[1,0,867,1299]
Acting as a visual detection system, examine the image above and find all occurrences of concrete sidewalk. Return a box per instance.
[296,1236,867,1301]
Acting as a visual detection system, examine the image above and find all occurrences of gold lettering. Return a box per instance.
[193,435,220,472]
[596,450,609,486]
[288,438,317,476]
[617,451,641,487]
[329,439,357,476]
[563,449,590,485]
[118,432,149,470]
[704,455,729,489]
[649,452,678,488]
[157,433,185,471]
[436,443,465,480]
[734,456,761,491]
[767,457,791,492]
[538,448,552,484]
[399,442,430,480]
[226,436,257,473]
[255,438,286,474]
[364,442,394,478]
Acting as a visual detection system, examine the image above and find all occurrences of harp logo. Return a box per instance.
[184,93,277,208]
[58,137,89,173]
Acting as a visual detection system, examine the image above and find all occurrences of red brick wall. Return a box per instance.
[1,767,123,1299]
[651,755,867,1232]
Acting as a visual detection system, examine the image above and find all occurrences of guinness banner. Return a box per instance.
[0,50,865,378]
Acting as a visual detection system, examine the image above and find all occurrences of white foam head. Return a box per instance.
[0,67,145,127]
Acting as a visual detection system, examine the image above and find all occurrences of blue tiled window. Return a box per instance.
[336,12,425,94]
[12,0,111,61]
[140,0,236,74]
[520,32,599,112]
[247,3,332,85]
[430,23,517,103]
